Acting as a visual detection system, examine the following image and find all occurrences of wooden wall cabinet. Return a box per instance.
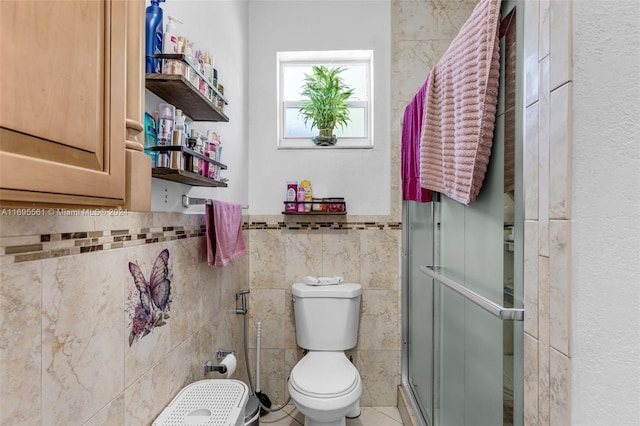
[0,0,148,208]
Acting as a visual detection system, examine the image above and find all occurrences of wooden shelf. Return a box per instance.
[152,168,228,187]
[145,74,229,122]
[145,54,231,188]
[150,146,227,187]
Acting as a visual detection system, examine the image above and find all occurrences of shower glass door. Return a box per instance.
[404,200,434,425]
[403,1,523,425]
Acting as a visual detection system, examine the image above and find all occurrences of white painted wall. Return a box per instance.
[146,0,250,213]
[571,0,640,423]
[247,0,391,215]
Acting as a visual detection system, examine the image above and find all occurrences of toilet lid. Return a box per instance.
[290,352,359,398]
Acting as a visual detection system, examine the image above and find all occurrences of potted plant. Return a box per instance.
[298,65,354,146]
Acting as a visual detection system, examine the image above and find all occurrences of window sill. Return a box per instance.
[278,139,373,150]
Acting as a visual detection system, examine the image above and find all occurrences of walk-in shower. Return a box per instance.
[401,1,524,424]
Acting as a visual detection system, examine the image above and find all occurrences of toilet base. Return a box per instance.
[346,405,360,418]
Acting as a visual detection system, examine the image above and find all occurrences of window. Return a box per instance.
[277,50,373,149]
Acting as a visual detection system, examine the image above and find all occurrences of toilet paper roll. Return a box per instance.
[220,353,237,378]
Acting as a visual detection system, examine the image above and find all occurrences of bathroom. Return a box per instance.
[0,0,638,426]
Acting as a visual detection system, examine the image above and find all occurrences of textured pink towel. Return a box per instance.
[420,0,501,205]
[206,200,246,267]
[402,78,433,202]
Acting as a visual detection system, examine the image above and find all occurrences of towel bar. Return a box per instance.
[420,265,524,321]
[182,195,249,209]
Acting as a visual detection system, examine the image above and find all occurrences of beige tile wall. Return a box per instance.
[245,222,402,407]
[523,1,573,424]
[0,213,250,425]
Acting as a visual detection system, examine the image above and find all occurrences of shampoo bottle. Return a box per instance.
[162,15,183,54]
[145,0,165,73]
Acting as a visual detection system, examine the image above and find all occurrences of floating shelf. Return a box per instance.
[150,146,228,187]
[282,200,347,215]
[145,74,229,122]
[152,168,228,187]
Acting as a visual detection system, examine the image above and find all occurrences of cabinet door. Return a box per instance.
[0,0,126,206]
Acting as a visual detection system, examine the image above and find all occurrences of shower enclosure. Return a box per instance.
[401,1,524,425]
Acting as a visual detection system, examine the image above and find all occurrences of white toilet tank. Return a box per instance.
[292,282,362,350]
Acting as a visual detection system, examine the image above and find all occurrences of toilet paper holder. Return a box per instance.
[216,348,235,361]
[204,349,235,375]
[204,361,228,375]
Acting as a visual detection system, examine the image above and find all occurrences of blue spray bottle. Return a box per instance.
[145,0,166,73]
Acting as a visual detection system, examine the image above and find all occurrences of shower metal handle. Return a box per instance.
[420,265,524,321]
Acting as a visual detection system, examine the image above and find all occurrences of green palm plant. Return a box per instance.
[298,65,354,146]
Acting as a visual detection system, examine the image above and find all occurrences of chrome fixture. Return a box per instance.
[236,289,250,315]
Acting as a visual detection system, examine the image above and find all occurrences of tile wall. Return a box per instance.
[522,0,573,424]
[0,212,250,425]
[244,217,402,407]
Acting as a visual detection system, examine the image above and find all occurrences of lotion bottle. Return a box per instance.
[162,15,183,54]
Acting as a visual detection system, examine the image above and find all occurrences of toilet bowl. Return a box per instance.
[289,282,363,426]
[288,352,362,426]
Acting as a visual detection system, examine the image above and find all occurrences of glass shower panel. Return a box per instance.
[435,111,505,425]
[407,201,434,424]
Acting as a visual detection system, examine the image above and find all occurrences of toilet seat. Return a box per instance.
[290,352,359,398]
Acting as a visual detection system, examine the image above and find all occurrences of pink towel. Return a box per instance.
[420,0,501,205]
[206,200,246,267]
[402,78,432,202]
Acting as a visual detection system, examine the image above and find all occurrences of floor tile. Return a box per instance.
[260,406,403,425]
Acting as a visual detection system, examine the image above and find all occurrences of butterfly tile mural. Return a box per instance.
[126,248,172,346]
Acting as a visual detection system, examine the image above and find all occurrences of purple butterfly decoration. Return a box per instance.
[127,248,172,346]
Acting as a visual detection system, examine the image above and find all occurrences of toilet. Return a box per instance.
[288,282,363,426]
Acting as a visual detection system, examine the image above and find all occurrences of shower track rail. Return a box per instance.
[420,265,524,321]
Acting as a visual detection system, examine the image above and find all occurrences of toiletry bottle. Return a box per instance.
[156,103,175,167]
[297,185,306,212]
[286,182,298,212]
[185,134,197,172]
[171,130,183,169]
[189,129,200,174]
[162,15,183,54]
[202,52,213,100]
[145,0,165,73]
[175,109,187,143]
[209,132,222,179]
[300,180,313,212]
[143,112,158,166]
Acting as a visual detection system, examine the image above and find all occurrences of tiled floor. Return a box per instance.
[260,405,404,425]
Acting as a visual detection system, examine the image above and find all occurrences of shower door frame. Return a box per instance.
[401,0,524,424]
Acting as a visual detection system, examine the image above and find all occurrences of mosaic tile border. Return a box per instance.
[0,225,204,264]
[0,219,401,264]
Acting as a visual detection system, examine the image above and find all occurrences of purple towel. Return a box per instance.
[206,200,246,267]
[402,78,433,202]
